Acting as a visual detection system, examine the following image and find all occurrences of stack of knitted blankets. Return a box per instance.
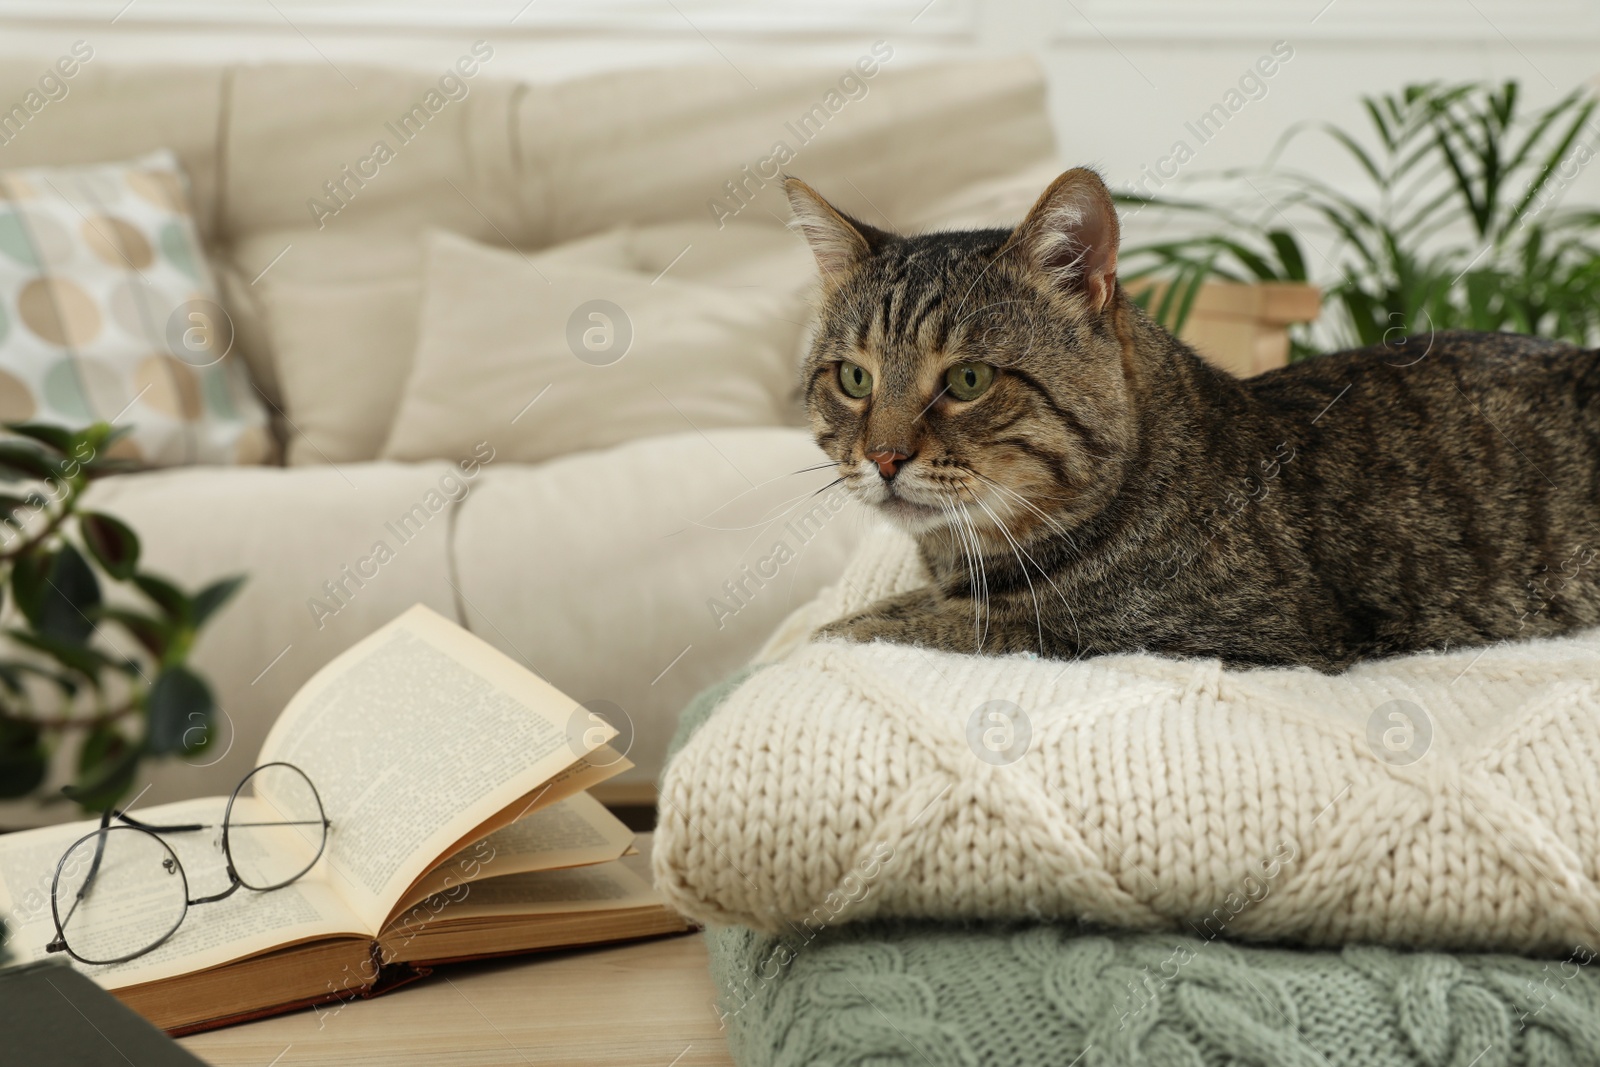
[657,525,1600,1066]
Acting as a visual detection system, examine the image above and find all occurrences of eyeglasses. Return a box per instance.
[45,762,331,966]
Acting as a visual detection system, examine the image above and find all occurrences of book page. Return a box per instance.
[388,793,634,919]
[389,858,661,941]
[430,743,631,858]
[255,604,616,931]
[0,798,364,991]
[381,746,632,926]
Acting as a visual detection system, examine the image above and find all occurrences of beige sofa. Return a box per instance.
[0,56,1062,816]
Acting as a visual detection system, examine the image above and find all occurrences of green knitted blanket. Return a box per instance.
[671,673,1600,1067]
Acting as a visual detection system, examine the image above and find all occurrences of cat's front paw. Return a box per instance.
[815,610,903,644]
[813,587,946,647]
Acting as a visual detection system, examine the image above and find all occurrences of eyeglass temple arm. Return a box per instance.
[49,810,117,950]
[64,810,208,912]
[114,809,208,833]
[65,810,208,912]
[72,808,117,902]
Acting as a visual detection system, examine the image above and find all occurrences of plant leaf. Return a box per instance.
[1506,96,1596,233]
[0,755,48,799]
[38,542,102,644]
[62,740,141,811]
[1266,231,1308,282]
[146,666,214,756]
[81,457,144,481]
[0,658,79,698]
[192,575,246,629]
[0,729,47,799]
[0,442,59,482]
[7,630,116,682]
[78,722,129,776]
[80,512,141,581]
[1322,124,1385,187]
[3,422,75,455]
[10,551,50,629]
[98,608,173,661]
[0,492,41,530]
[133,573,194,627]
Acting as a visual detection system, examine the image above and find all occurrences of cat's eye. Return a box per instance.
[945,361,995,401]
[838,362,874,399]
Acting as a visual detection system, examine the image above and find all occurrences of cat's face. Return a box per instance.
[788,169,1137,549]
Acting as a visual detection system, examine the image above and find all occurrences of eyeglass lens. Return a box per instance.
[53,826,187,965]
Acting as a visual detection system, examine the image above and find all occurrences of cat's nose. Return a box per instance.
[865,447,913,479]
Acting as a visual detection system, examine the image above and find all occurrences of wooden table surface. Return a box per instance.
[179,932,736,1067]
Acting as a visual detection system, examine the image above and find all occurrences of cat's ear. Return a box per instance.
[784,177,891,281]
[1006,167,1121,313]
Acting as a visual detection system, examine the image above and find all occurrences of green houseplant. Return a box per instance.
[0,422,242,811]
[1119,81,1600,359]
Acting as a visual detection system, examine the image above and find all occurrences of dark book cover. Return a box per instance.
[0,960,209,1065]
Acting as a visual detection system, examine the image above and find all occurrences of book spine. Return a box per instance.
[366,939,433,997]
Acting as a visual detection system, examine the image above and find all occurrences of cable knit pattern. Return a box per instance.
[705,921,1600,1067]
[656,522,1600,953]
[670,661,1600,1067]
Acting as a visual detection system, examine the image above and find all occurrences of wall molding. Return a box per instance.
[1052,0,1600,43]
[5,0,1595,47]
[0,0,977,38]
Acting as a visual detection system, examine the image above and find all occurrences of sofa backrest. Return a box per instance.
[0,56,1057,411]
[0,64,228,237]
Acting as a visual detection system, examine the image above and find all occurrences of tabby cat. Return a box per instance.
[786,168,1600,671]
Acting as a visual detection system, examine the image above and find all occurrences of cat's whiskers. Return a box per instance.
[933,497,969,629]
[938,493,988,651]
[950,470,1085,650]
[936,496,974,642]
[975,484,1085,651]
[707,476,854,579]
[950,491,993,651]
[968,469,1085,560]
[934,483,992,652]
[972,494,1045,655]
[970,504,992,649]
[808,476,847,500]
[667,470,850,535]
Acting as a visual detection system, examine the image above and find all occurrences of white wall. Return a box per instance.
[1,0,1597,259]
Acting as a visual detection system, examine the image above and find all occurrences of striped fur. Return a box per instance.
[786,169,1600,671]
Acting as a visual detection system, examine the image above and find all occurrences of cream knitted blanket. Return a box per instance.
[655,523,1600,954]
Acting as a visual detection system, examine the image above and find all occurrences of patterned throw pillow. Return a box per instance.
[0,150,271,465]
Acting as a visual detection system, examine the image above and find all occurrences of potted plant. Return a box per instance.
[0,422,242,811]
[1119,81,1600,362]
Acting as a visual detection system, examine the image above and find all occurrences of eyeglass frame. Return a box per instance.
[45,760,332,966]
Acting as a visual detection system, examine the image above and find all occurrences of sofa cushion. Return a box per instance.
[0,150,271,465]
[257,225,644,467]
[657,522,1600,954]
[222,228,433,413]
[263,275,421,465]
[381,230,803,464]
[258,217,815,466]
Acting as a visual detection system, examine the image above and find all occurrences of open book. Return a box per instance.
[0,605,690,1034]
